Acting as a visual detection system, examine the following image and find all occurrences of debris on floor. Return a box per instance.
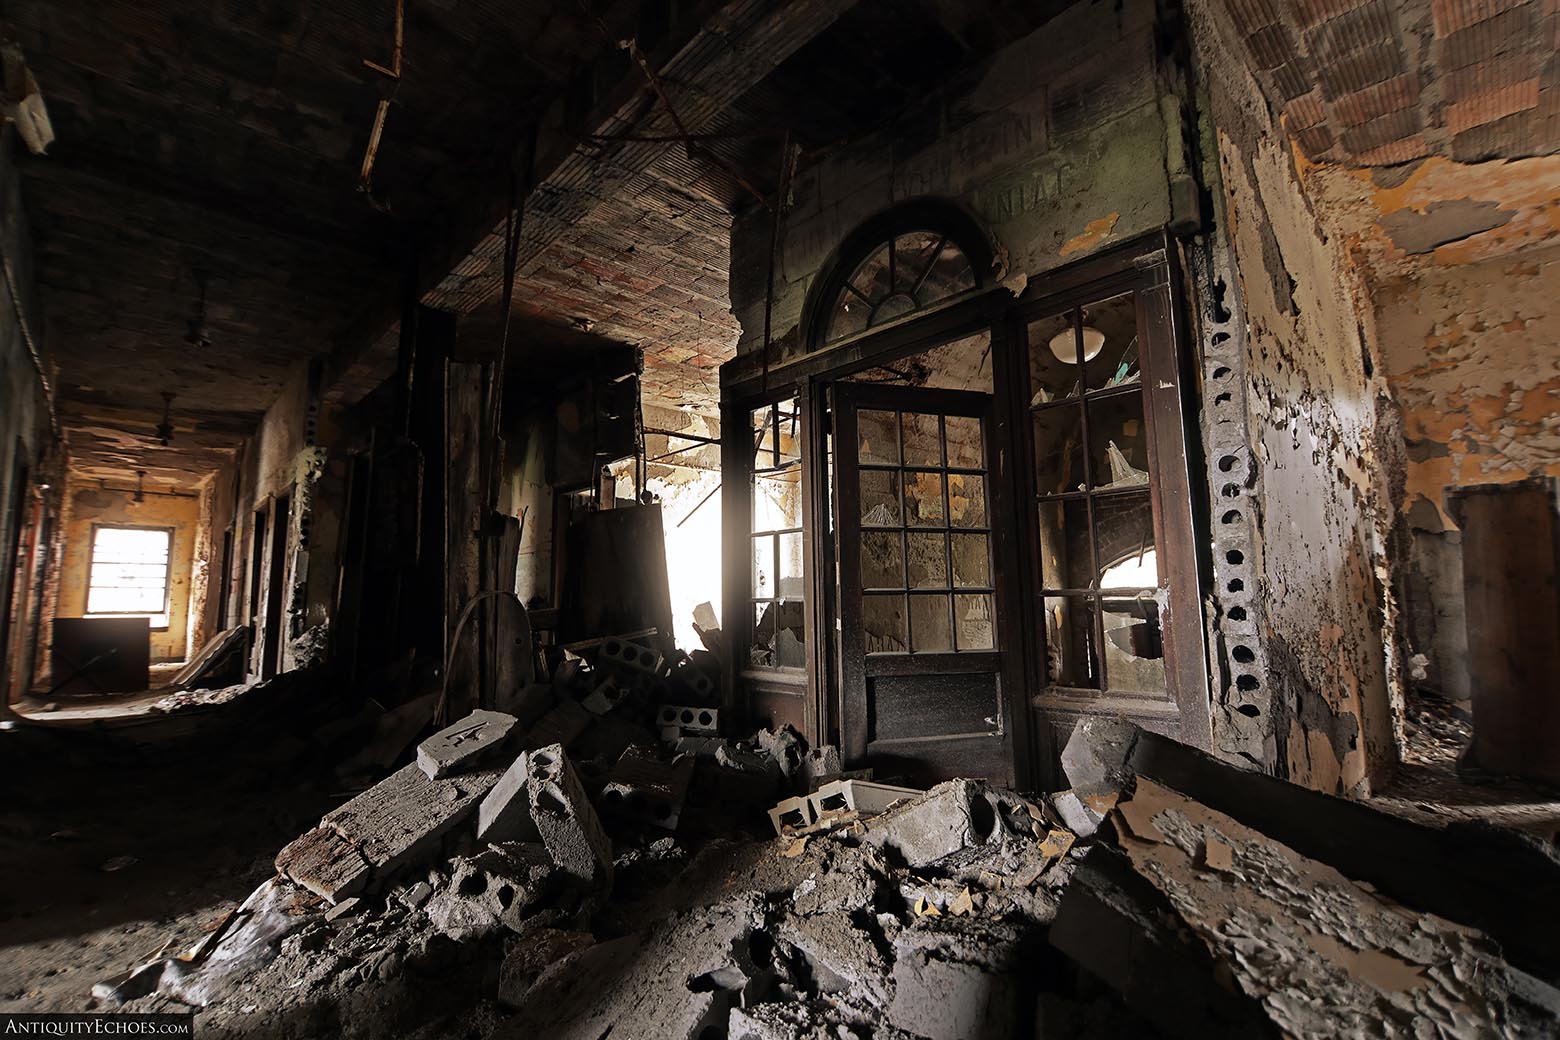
[88,676,1560,1040]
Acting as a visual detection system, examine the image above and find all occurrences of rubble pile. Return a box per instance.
[86,660,1560,1039]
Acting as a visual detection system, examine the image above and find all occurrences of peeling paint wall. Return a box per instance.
[730,0,1175,359]
[1376,244,1560,700]
[56,482,200,663]
[1189,0,1403,794]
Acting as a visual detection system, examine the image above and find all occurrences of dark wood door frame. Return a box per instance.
[1007,237,1211,785]
[722,232,1210,789]
[833,381,1027,786]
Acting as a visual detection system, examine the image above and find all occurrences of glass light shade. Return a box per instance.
[1047,325,1106,363]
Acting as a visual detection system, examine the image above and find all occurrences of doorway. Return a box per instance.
[721,227,1209,789]
[834,382,1016,785]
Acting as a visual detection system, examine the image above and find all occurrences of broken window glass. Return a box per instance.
[826,233,977,344]
[1030,292,1166,698]
[855,406,995,657]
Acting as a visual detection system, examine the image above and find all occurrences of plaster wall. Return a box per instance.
[1191,0,1403,793]
[56,483,200,663]
[729,0,1175,359]
[1376,243,1560,700]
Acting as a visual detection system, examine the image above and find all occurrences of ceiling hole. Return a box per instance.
[1236,674,1259,692]
[1226,549,1244,565]
[1228,606,1247,621]
[1237,704,1260,717]
[1212,366,1231,379]
[1222,509,1243,524]
[1218,454,1239,471]
[1232,644,1255,663]
[1228,578,1245,593]
[1222,483,1241,498]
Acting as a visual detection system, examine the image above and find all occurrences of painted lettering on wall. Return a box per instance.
[972,161,1077,224]
[894,94,1047,201]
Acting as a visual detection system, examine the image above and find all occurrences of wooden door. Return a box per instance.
[835,383,1016,785]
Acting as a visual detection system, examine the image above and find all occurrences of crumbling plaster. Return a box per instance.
[729,0,1174,361]
[1270,89,1560,706]
[1374,243,1560,700]
[1190,0,1404,794]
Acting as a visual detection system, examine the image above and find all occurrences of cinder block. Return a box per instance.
[580,676,627,716]
[809,778,917,820]
[768,795,815,836]
[526,743,613,888]
[417,709,519,779]
[599,637,663,680]
[478,752,541,843]
[656,704,719,734]
[601,744,695,830]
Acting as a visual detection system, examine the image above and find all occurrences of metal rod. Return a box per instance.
[677,481,722,528]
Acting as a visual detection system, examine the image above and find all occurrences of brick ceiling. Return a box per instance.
[426,0,1077,418]
[1222,0,1560,166]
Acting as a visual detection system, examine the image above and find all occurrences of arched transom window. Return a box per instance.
[826,231,977,344]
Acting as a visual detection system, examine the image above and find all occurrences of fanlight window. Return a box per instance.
[826,231,977,344]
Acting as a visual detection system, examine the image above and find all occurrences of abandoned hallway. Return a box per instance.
[1,0,1559,1036]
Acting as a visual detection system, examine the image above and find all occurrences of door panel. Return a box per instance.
[836,383,1015,786]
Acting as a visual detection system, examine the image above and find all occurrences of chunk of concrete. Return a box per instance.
[526,744,613,888]
[861,780,997,868]
[416,709,519,779]
[478,752,541,844]
[776,911,891,1008]
[887,935,1020,1039]
[757,725,805,778]
[1060,716,1139,792]
[498,928,596,1008]
[422,844,555,941]
[799,745,843,791]
[1050,788,1106,839]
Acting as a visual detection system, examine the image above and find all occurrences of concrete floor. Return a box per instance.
[0,720,332,1013]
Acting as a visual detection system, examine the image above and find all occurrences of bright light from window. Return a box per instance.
[86,527,171,628]
[1101,549,1157,590]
